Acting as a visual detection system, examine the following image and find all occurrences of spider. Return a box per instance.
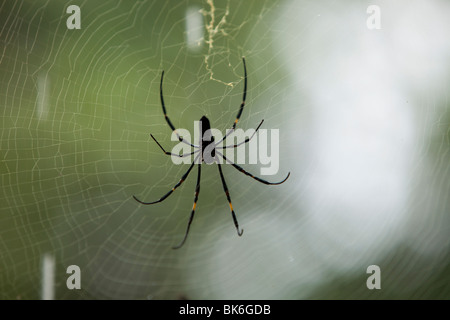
[133,57,290,249]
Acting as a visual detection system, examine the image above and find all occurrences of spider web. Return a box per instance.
[1,0,450,300]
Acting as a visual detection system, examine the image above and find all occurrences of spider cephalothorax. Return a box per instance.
[133,58,290,249]
[199,115,216,164]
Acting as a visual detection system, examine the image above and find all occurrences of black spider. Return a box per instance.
[133,58,290,249]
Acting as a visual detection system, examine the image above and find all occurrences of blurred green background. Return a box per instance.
[0,0,449,299]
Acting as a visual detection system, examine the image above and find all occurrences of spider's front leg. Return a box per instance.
[216,119,264,149]
[150,134,199,158]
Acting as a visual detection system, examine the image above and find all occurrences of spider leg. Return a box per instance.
[217,158,244,237]
[133,154,200,205]
[160,71,199,148]
[214,57,249,146]
[216,119,264,149]
[232,57,248,130]
[172,163,201,249]
[150,134,199,157]
[216,151,290,185]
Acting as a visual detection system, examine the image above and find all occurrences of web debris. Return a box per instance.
[200,0,234,88]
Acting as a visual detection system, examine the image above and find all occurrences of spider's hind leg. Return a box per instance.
[217,159,244,237]
[172,163,202,249]
[133,155,199,205]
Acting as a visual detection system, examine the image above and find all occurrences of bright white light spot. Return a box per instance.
[37,74,50,119]
[185,6,203,51]
[41,253,55,300]
[278,0,450,271]
[203,217,324,299]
